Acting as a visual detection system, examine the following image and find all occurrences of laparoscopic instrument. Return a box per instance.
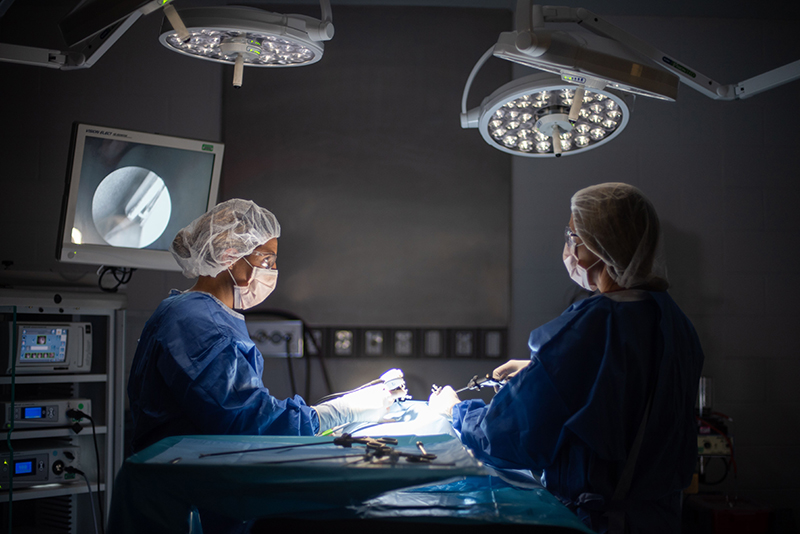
[431,374,507,395]
[316,369,409,404]
[194,434,443,465]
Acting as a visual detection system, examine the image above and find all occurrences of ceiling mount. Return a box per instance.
[0,0,180,70]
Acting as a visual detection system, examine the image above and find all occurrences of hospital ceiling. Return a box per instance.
[0,0,798,52]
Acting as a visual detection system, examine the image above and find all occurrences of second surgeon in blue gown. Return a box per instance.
[430,183,704,534]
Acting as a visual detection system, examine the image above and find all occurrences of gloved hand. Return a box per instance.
[492,359,531,381]
[313,383,404,431]
[428,386,460,418]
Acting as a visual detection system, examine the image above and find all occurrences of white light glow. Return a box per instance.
[166,30,317,66]
[478,79,629,157]
[71,227,83,245]
[518,140,534,152]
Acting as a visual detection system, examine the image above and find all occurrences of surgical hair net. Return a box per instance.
[170,199,280,278]
[570,183,667,289]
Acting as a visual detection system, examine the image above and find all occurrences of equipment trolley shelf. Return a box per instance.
[0,288,126,534]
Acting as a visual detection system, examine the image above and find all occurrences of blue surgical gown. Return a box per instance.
[453,290,703,533]
[128,290,319,453]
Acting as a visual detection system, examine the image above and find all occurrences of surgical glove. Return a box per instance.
[428,386,460,418]
[492,359,531,381]
[313,384,402,431]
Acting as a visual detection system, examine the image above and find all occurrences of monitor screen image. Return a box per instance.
[57,124,223,271]
[19,327,67,363]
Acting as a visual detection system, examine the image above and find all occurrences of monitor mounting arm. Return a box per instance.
[0,0,186,70]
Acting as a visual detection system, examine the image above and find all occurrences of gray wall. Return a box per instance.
[1,5,799,527]
[221,6,511,327]
[509,15,800,525]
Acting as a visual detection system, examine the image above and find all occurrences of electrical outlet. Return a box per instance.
[246,320,303,358]
[306,329,324,355]
[454,330,475,357]
[394,330,414,356]
[484,330,503,358]
[364,330,384,356]
[334,330,354,356]
[423,330,444,357]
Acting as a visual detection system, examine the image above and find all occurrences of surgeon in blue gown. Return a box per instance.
[127,199,402,533]
[430,183,704,534]
[128,199,397,455]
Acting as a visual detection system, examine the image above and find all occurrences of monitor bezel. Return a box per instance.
[57,123,223,272]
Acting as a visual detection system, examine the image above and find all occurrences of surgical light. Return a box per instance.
[463,72,631,157]
[158,2,334,88]
[462,1,800,157]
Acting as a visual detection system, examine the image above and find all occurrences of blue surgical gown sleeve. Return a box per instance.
[453,305,590,471]
[128,291,319,452]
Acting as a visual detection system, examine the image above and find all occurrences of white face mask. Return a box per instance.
[228,258,278,310]
[563,243,601,292]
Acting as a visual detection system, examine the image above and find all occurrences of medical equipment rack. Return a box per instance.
[0,289,126,534]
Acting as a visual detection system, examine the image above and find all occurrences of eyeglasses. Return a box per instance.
[564,226,581,246]
[250,251,277,270]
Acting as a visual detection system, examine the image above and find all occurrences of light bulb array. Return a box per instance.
[487,88,624,155]
[164,29,317,66]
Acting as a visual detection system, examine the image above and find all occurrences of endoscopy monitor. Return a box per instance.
[57,123,223,271]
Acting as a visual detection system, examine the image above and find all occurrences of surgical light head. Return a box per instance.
[158,2,334,88]
[461,72,632,157]
[170,198,281,279]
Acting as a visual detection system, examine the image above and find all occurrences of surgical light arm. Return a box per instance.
[514,2,800,101]
[0,0,185,70]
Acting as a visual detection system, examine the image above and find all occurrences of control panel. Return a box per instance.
[2,398,92,429]
[0,442,80,489]
[3,322,92,374]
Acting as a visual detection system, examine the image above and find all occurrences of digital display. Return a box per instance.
[14,460,33,476]
[23,407,43,419]
[19,328,67,363]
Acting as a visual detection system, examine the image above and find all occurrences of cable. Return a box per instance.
[65,467,99,534]
[303,327,331,394]
[67,409,104,534]
[699,457,730,486]
[696,416,737,478]
[97,266,136,293]
[6,306,17,533]
[243,309,334,395]
[304,336,312,400]
[285,334,297,396]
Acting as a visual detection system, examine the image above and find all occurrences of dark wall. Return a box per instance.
[221,6,512,326]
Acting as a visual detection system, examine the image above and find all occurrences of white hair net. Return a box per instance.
[571,183,668,290]
[170,199,280,278]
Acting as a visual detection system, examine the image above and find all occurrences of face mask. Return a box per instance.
[562,243,601,292]
[228,258,278,310]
